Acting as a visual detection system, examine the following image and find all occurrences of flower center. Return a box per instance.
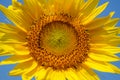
[27,14,89,70]
[39,21,78,55]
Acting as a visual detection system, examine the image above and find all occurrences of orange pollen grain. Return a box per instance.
[27,14,90,70]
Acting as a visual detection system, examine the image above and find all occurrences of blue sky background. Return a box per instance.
[0,0,120,80]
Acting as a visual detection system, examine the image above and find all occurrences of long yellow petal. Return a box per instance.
[0,42,29,56]
[23,0,43,20]
[38,0,47,4]
[91,36,120,46]
[22,61,38,80]
[9,59,34,76]
[0,23,26,42]
[45,70,66,80]
[109,38,120,46]
[38,0,55,15]
[90,44,120,54]
[91,31,120,40]
[90,30,120,46]
[82,2,109,24]
[0,34,26,43]
[76,0,85,11]
[85,15,110,30]
[77,64,99,80]
[40,69,53,80]
[0,44,14,56]
[90,25,119,39]
[91,48,119,55]
[0,5,31,32]
[80,0,99,18]
[12,43,29,55]
[0,24,15,33]
[104,18,120,30]
[53,0,73,14]
[84,58,120,73]
[8,0,22,11]
[89,52,120,61]
[65,68,80,80]
[68,0,79,16]
[54,71,66,80]
[89,27,108,38]
[0,55,32,65]
[0,52,12,56]
[0,39,24,45]
[35,67,52,80]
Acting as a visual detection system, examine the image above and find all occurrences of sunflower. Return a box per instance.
[0,0,120,80]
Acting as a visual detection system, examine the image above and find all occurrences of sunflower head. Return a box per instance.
[27,14,89,69]
[0,0,120,80]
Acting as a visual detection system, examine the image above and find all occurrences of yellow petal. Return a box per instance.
[0,55,32,65]
[76,0,85,11]
[0,5,31,32]
[38,0,54,15]
[43,70,53,80]
[68,0,79,16]
[14,49,29,56]
[53,0,73,14]
[91,33,120,46]
[0,52,12,56]
[104,18,120,30]
[89,27,108,38]
[53,71,65,80]
[0,23,26,42]
[85,15,110,30]
[109,38,120,46]
[63,0,85,17]
[12,43,29,55]
[0,42,29,56]
[0,23,15,33]
[65,68,80,80]
[52,71,65,80]
[84,58,120,73]
[109,11,115,17]
[9,59,34,76]
[45,70,65,80]
[38,0,47,4]
[76,71,86,80]
[8,0,22,11]
[91,48,119,55]
[0,34,26,43]
[35,67,52,80]
[22,61,38,80]
[0,32,4,38]
[77,64,99,80]
[89,52,120,61]
[23,0,43,19]
[90,27,120,41]
[0,44,14,56]
[81,0,99,17]
[82,2,109,24]
[0,39,24,45]
[90,44,120,54]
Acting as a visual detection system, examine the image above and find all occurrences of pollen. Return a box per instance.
[27,14,90,70]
